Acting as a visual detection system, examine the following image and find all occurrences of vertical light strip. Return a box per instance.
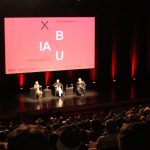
[45,72,50,86]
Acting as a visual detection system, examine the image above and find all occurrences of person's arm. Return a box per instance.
[33,84,36,89]
[82,81,86,85]
[53,82,56,87]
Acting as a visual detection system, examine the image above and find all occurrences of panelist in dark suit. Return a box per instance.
[53,79,63,97]
[76,77,86,96]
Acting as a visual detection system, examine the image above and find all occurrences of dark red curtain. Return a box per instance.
[45,72,50,86]
[130,19,139,80]
[18,73,25,89]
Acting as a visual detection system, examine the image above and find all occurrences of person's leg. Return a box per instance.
[58,88,63,97]
[77,87,82,95]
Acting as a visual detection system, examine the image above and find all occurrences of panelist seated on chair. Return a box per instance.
[53,79,64,97]
[33,81,43,99]
[76,77,86,96]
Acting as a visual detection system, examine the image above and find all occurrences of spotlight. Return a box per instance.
[113,79,116,82]
[133,77,136,80]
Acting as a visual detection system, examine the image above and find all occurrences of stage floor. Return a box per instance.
[0,83,150,119]
[0,90,99,117]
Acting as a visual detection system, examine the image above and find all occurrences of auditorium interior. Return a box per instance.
[0,1,150,150]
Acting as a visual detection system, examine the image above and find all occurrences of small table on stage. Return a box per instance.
[43,89,52,97]
[65,86,74,95]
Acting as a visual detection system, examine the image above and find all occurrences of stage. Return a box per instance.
[0,83,150,121]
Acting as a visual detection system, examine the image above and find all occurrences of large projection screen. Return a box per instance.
[4,17,95,74]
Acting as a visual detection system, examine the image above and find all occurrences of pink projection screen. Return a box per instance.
[4,17,95,74]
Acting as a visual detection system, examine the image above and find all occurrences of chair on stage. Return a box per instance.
[76,84,86,96]
[29,85,43,99]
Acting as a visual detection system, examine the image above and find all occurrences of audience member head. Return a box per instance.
[52,123,60,130]
[35,118,47,127]
[77,121,86,130]
[7,124,49,150]
[35,81,39,85]
[90,119,102,132]
[116,117,126,130]
[0,131,7,142]
[105,119,117,133]
[56,124,81,150]
[78,78,82,83]
[118,122,150,150]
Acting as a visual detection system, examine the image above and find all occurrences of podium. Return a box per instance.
[65,87,74,95]
[43,89,52,97]
[29,88,37,99]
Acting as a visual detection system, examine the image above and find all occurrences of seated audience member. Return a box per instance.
[76,78,86,96]
[7,124,49,150]
[56,124,81,150]
[49,123,61,150]
[33,81,43,99]
[0,131,7,150]
[118,122,150,150]
[53,79,64,97]
[116,117,126,131]
[89,119,102,142]
[96,119,118,150]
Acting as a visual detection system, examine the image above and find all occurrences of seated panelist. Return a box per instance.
[76,78,86,96]
[33,81,43,99]
[53,79,64,97]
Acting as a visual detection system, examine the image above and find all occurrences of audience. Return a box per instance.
[0,104,149,150]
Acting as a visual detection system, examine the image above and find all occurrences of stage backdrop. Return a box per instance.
[4,17,95,74]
